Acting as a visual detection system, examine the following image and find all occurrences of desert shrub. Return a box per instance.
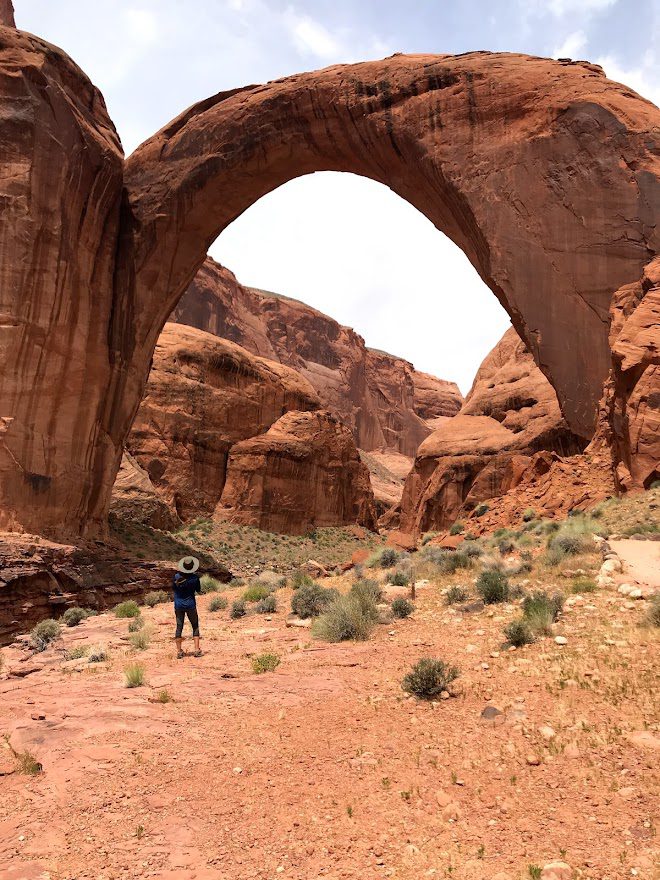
[387,568,410,587]
[114,600,140,619]
[30,619,61,652]
[546,515,604,560]
[255,595,277,614]
[522,590,564,635]
[291,570,315,589]
[449,521,464,536]
[144,590,169,607]
[474,503,489,517]
[646,594,660,627]
[242,583,272,602]
[462,541,483,558]
[156,689,173,703]
[63,607,88,627]
[129,629,151,651]
[229,577,245,588]
[522,508,536,522]
[230,600,247,619]
[291,583,337,619]
[312,594,377,642]
[391,598,415,619]
[367,547,398,569]
[401,658,460,700]
[254,570,286,590]
[17,750,42,775]
[421,531,438,545]
[649,478,660,490]
[200,575,222,594]
[251,652,280,674]
[128,615,145,632]
[476,569,510,604]
[64,646,89,660]
[445,585,469,605]
[349,580,382,621]
[88,644,108,663]
[572,576,597,593]
[124,662,145,687]
[209,595,228,612]
[498,539,516,555]
[504,618,535,647]
[423,548,473,575]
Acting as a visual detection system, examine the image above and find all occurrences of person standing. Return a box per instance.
[173,556,202,659]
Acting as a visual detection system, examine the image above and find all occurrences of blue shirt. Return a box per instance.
[172,572,201,609]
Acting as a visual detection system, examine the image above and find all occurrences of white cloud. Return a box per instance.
[546,0,617,15]
[597,52,660,107]
[286,11,342,59]
[124,8,158,45]
[552,30,587,58]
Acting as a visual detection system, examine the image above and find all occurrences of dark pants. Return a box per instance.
[175,606,200,638]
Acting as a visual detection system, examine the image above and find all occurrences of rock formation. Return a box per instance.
[359,450,415,516]
[125,323,320,522]
[399,328,586,532]
[0,0,15,27]
[110,452,180,531]
[216,411,378,534]
[0,27,658,536]
[172,258,462,456]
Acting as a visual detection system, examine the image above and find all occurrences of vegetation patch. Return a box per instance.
[144,590,169,607]
[30,619,61,652]
[291,583,338,619]
[209,595,228,612]
[402,658,459,700]
[251,653,281,674]
[313,594,377,642]
[200,575,222,594]
[124,662,145,687]
[391,598,414,619]
[230,600,247,619]
[114,600,141,619]
[476,569,510,604]
[63,607,89,627]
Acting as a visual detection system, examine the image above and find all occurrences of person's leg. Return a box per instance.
[188,607,202,656]
[174,607,185,658]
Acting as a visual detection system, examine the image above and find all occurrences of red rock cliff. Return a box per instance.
[216,410,378,535]
[171,258,463,456]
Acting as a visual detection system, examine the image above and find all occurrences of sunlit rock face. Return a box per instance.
[1,23,659,536]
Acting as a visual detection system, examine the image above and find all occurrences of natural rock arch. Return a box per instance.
[0,20,658,535]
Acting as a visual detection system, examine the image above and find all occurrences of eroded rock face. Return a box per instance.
[216,411,378,534]
[0,0,15,27]
[399,329,585,532]
[110,452,180,531]
[359,450,415,517]
[173,258,461,455]
[126,324,320,521]
[1,31,659,536]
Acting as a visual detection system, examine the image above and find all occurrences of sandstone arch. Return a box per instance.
[0,19,659,535]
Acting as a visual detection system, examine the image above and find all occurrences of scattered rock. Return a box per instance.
[541,862,572,880]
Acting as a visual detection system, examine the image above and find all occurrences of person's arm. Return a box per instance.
[195,575,202,594]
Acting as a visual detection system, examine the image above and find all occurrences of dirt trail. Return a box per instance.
[610,539,660,588]
[1,572,658,880]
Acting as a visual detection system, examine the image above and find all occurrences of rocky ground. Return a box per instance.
[1,496,658,880]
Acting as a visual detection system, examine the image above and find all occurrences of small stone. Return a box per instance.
[526,753,541,766]
[564,742,580,758]
[440,690,450,700]
[554,636,567,645]
[481,705,503,721]
[233,766,243,774]
[540,862,572,880]
[538,725,556,741]
[628,588,643,599]
[441,802,461,822]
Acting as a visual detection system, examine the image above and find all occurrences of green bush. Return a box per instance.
[200,575,222,594]
[522,590,564,635]
[144,590,169,607]
[462,541,483,558]
[571,576,597,593]
[474,503,489,517]
[402,658,460,700]
[391,598,415,619]
[522,508,536,522]
[255,595,277,614]
[209,595,228,612]
[498,539,516,555]
[387,568,410,587]
[378,547,399,568]
[242,583,272,603]
[114,600,141,619]
[88,644,108,663]
[421,531,438,545]
[504,618,535,647]
[420,546,473,574]
[63,607,89,627]
[128,616,145,632]
[646,594,660,627]
[129,629,151,651]
[349,580,382,622]
[476,569,510,604]
[124,662,145,688]
[291,570,315,589]
[449,521,464,536]
[30,619,61,652]
[445,585,469,605]
[291,583,337,619]
[64,646,89,660]
[230,600,247,619]
[251,653,280,674]
[253,570,287,590]
[312,594,377,642]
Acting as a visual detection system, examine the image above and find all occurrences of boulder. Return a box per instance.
[216,410,378,534]
[110,452,180,531]
[126,323,320,521]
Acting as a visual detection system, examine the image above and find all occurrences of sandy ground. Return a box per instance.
[611,540,660,589]
[0,572,658,880]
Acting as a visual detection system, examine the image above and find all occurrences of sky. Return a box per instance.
[15,0,660,393]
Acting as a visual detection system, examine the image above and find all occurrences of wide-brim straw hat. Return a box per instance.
[177,556,200,574]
